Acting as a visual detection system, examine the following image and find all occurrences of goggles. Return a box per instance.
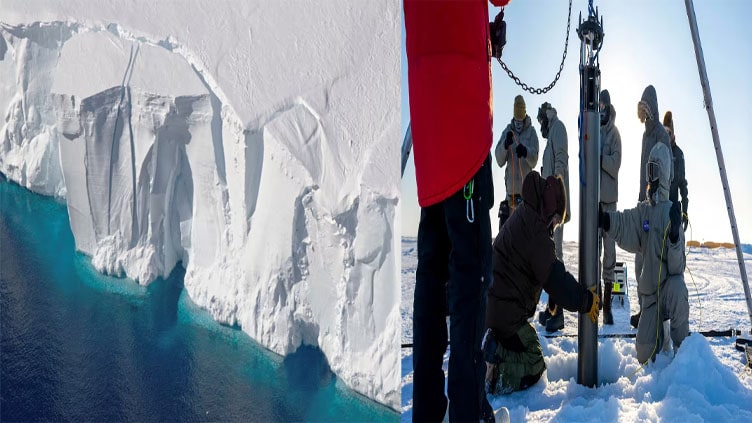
[646,160,661,183]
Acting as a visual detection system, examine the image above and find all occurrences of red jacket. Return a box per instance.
[405,0,509,207]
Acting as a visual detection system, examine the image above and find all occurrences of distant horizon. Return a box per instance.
[400,234,752,246]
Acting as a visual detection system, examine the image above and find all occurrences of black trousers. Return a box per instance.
[413,155,494,422]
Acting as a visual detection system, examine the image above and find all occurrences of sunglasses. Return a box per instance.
[646,160,660,183]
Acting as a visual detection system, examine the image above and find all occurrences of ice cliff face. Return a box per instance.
[0,23,68,197]
[0,0,399,408]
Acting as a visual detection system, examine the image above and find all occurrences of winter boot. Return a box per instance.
[485,362,500,395]
[495,407,511,423]
[603,282,614,325]
[538,308,553,326]
[481,398,495,423]
[545,307,564,332]
[662,319,672,353]
[630,311,641,329]
[482,329,500,394]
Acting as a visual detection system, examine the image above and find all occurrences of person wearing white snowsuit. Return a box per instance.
[599,90,621,325]
[632,85,673,327]
[535,102,571,333]
[600,142,688,363]
[495,95,539,228]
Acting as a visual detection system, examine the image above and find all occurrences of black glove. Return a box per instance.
[489,11,506,59]
[498,200,511,230]
[515,143,527,158]
[669,201,681,243]
[598,203,610,231]
[682,214,688,232]
[503,131,514,149]
[482,328,500,364]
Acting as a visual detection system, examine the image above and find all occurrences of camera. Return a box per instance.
[489,10,506,59]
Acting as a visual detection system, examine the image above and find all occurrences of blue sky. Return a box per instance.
[401,0,752,244]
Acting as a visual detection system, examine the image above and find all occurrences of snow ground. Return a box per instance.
[401,237,752,422]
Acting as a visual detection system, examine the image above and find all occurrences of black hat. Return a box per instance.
[600,89,611,106]
[537,102,552,122]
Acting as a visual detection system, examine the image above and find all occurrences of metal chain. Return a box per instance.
[496,0,573,95]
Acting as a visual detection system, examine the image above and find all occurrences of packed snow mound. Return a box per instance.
[0,0,400,408]
[510,333,752,422]
[402,239,752,421]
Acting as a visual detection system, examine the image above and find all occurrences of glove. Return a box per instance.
[598,203,610,231]
[481,328,500,364]
[669,201,681,243]
[489,10,506,59]
[515,143,527,158]
[586,287,600,324]
[682,214,688,232]
[492,9,505,27]
[498,200,511,229]
[503,131,514,149]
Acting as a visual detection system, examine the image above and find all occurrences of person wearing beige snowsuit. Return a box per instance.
[599,90,621,325]
[637,85,673,202]
[538,103,570,258]
[600,142,688,363]
[535,102,571,332]
[495,95,539,228]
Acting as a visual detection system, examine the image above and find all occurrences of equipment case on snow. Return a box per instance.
[613,262,628,306]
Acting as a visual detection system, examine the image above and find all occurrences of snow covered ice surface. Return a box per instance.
[0,0,400,408]
[402,238,752,421]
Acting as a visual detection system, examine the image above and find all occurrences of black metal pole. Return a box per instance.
[401,123,412,178]
[684,0,752,333]
[576,9,603,388]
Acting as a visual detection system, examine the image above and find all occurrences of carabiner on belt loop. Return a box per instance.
[464,179,475,223]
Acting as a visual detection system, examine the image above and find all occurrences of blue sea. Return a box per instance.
[0,175,397,422]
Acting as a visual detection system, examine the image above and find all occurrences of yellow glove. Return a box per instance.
[587,287,600,324]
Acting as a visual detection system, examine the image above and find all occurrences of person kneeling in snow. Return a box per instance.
[483,171,600,395]
[599,142,689,363]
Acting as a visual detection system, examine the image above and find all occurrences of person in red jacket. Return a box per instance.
[405,0,509,421]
